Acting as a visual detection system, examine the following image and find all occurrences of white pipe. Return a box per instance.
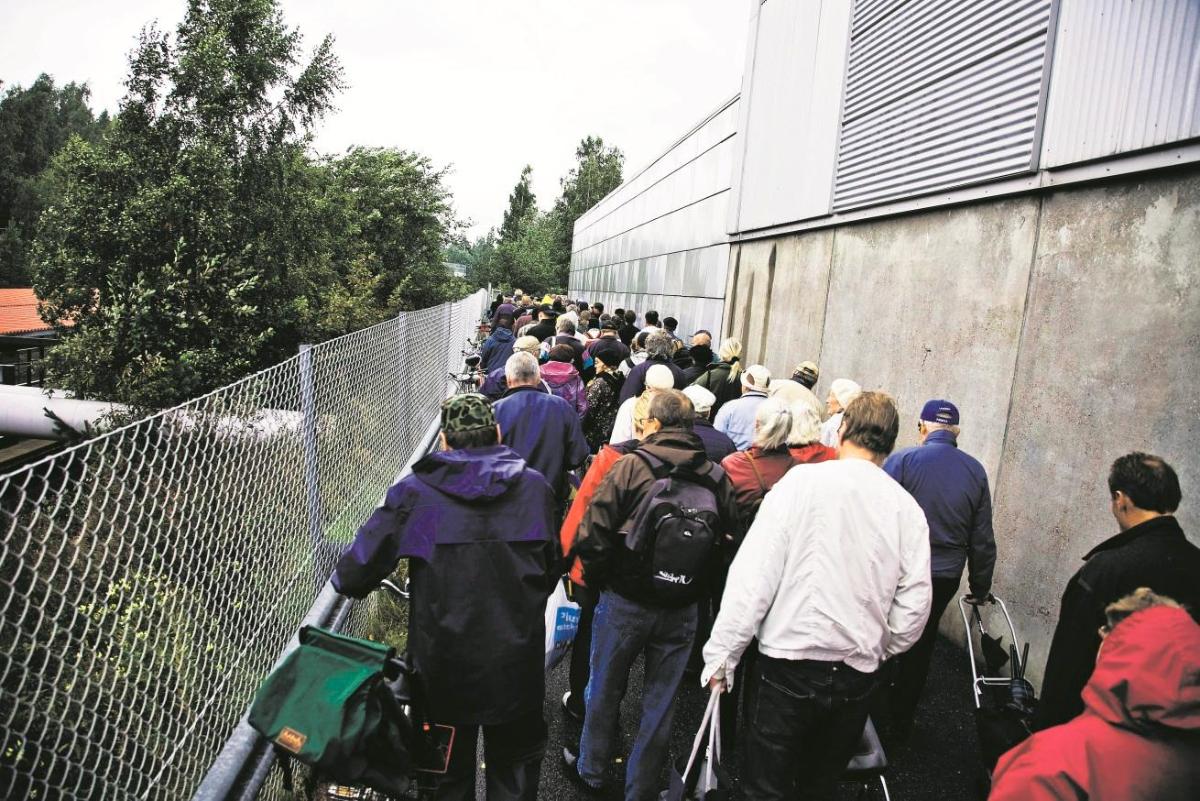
[0,392,125,440]
[0,385,306,442]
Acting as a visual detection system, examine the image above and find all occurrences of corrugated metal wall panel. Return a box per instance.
[832,0,1054,211]
[569,96,738,337]
[1040,0,1200,168]
[732,0,853,232]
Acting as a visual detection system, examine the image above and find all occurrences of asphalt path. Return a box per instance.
[532,634,986,801]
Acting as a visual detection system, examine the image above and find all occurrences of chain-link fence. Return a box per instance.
[0,290,487,801]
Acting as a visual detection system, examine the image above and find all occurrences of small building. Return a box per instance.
[0,288,59,386]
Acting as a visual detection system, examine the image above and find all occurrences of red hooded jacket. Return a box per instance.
[989,605,1200,801]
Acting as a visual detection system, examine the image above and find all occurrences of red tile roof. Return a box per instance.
[0,288,55,336]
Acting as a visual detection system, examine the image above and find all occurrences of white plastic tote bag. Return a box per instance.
[544,577,581,671]
[664,686,730,800]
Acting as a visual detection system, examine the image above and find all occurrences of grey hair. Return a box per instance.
[556,317,576,334]
[505,351,541,386]
[788,402,823,446]
[645,330,674,360]
[922,420,961,437]
[753,398,794,451]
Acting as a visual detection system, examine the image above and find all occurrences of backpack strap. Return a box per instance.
[633,449,671,478]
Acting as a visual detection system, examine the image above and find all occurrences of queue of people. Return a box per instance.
[333,292,1198,801]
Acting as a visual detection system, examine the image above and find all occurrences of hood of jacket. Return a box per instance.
[412,444,527,502]
[541,360,581,388]
[488,326,515,345]
[1082,605,1200,733]
[638,428,710,472]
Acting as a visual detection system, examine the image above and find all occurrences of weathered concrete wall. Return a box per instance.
[724,166,1200,685]
[990,170,1200,674]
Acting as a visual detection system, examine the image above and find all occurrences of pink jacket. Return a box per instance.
[540,361,588,418]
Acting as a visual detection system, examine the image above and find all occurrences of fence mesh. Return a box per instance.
[0,291,487,801]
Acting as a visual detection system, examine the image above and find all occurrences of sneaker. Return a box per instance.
[561,745,603,794]
[561,690,584,723]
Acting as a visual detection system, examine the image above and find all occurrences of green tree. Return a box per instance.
[447,231,502,290]
[499,164,535,244]
[324,146,464,316]
[550,135,623,286]
[496,212,563,295]
[0,75,108,286]
[32,0,345,407]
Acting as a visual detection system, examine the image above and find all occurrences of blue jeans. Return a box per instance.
[578,591,698,801]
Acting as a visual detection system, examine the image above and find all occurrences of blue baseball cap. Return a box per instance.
[920,399,959,425]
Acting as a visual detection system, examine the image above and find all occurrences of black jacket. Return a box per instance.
[332,446,557,725]
[618,356,687,404]
[525,320,556,343]
[1034,515,1200,730]
[573,428,740,606]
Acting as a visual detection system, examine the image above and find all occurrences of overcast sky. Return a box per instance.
[0,0,748,237]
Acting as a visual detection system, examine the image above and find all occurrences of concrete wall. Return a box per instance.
[724,166,1200,684]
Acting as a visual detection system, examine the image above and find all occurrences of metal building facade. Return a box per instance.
[1039,0,1200,168]
[832,0,1055,211]
[728,0,853,231]
[568,96,738,336]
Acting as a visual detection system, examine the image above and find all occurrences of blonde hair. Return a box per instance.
[718,337,743,383]
[752,398,793,451]
[633,389,662,436]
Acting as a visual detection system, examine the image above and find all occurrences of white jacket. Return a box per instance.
[703,458,932,684]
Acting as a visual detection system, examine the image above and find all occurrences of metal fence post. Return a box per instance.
[298,344,325,588]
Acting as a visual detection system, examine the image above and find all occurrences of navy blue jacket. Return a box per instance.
[493,386,589,500]
[479,326,515,374]
[618,356,688,404]
[884,429,996,595]
[332,445,556,724]
[693,417,736,463]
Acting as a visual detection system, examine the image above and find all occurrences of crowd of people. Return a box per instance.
[331,291,1200,801]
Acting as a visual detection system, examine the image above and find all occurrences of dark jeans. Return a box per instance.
[890,576,961,731]
[433,709,546,801]
[567,582,599,716]
[579,591,697,801]
[742,654,880,801]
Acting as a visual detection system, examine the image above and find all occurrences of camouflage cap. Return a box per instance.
[440,393,496,434]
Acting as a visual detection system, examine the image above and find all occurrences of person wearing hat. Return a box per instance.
[819,378,863,448]
[712,363,772,451]
[682,384,735,463]
[609,363,677,444]
[791,360,820,390]
[582,339,628,451]
[525,304,559,344]
[883,398,996,741]
[332,394,557,801]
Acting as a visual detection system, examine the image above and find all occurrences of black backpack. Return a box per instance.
[621,451,725,606]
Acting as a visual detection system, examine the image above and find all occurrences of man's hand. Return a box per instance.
[964,592,995,605]
[708,675,727,693]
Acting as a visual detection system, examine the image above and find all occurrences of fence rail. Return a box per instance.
[0,290,487,800]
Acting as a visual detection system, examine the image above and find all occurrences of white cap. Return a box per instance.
[682,384,717,414]
[740,364,771,391]
[830,378,862,409]
[645,363,675,390]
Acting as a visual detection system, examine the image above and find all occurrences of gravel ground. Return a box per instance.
[530,634,987,801]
